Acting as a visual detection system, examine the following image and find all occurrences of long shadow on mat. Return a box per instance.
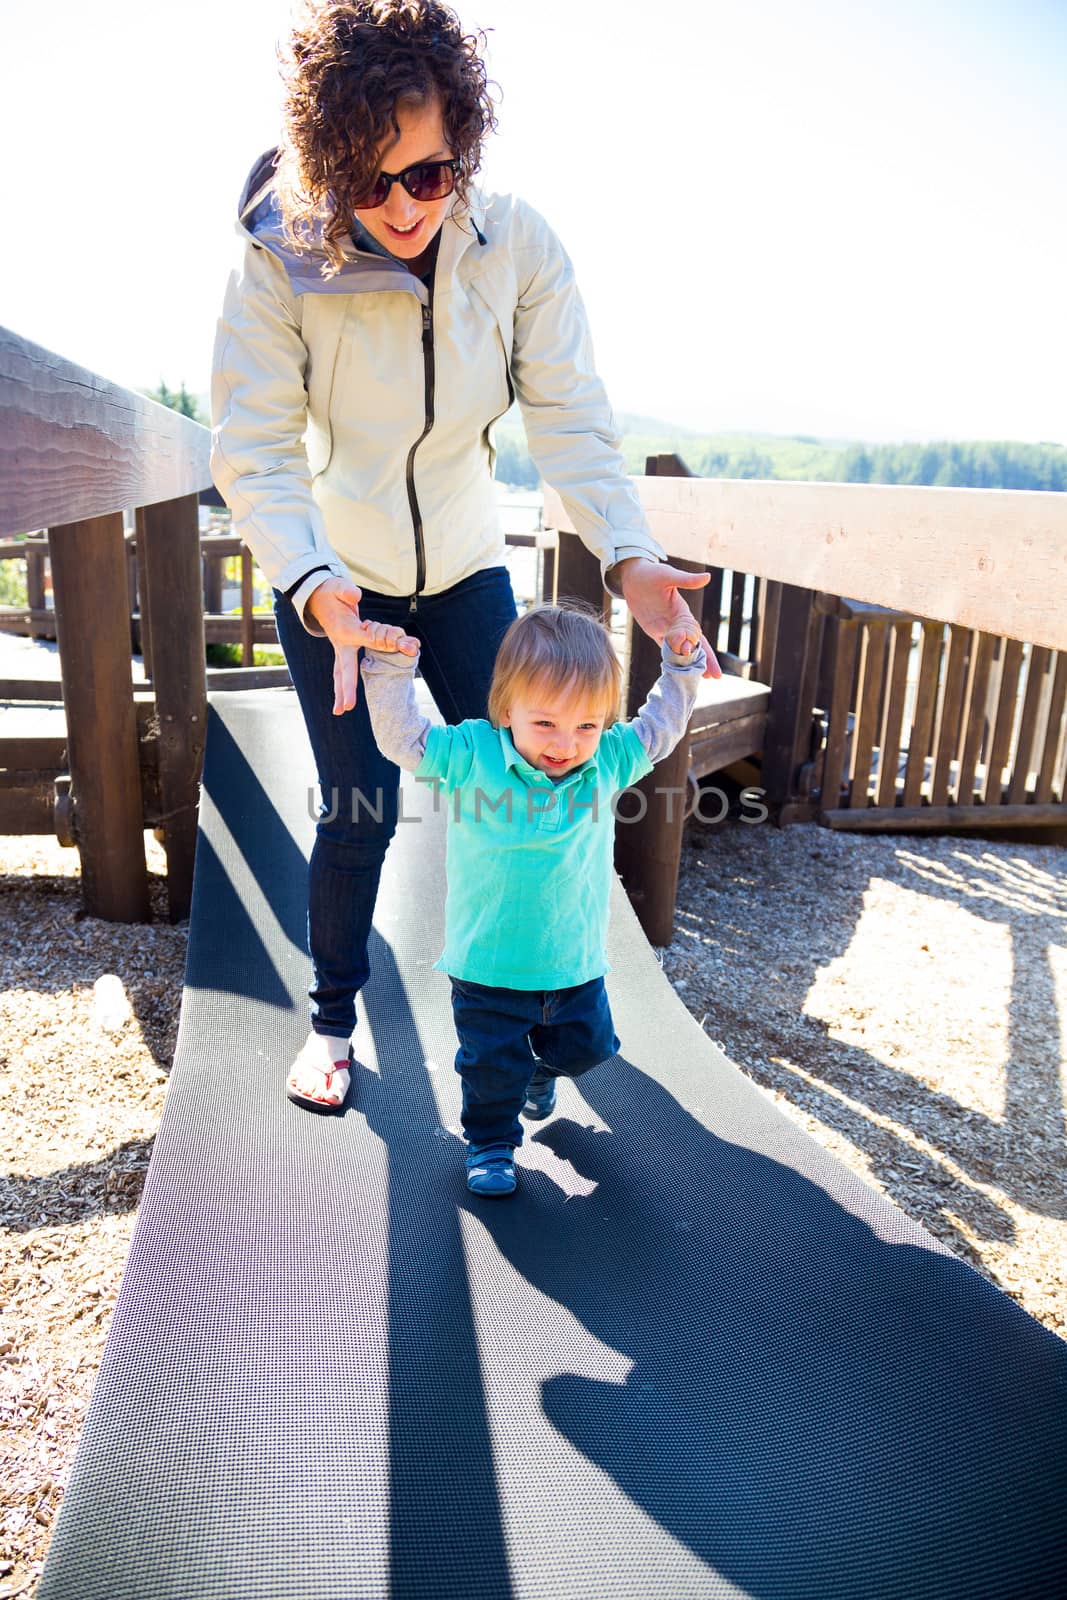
[460,1061,1067,1600]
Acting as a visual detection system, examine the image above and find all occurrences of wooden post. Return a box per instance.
[48,514,150,922]
[139,493,208,922]
[761,582,819,817]
[614,454,705,947]
[240,544,255,666]
[554,530,608,619]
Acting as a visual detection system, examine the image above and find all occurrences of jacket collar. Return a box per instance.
[237,147,487,298]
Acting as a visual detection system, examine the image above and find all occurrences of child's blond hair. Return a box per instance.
[487,602,622,728]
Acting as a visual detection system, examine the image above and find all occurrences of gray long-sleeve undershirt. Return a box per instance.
[359,639,707,773]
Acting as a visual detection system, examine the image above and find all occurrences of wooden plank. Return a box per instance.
[0,536,49,559]
[875,620,912,808]
[139,494,208,922]
[0,779,58,835]
[0,736,68,768]
[48,513,149,921]
[816,618,859,810]
[0,607,56,637]
[755,579,781,685]
[0,326,211,536]
[1034,653,1067,805]
[902,622,944,807]
[688,711,768,778]
[985,638,1025,805]
[930,624,970,805]
[203,667,293,691]
[850,622,888,807]
[541,477,1067,652]
[957,632,997,806]
[821,801,1067,832]
[1008,645,1052,805]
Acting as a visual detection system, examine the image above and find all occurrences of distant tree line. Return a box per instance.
[827,441,1066,491]
[492,423,1066,494]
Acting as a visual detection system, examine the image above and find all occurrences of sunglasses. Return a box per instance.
[355,158,461,210]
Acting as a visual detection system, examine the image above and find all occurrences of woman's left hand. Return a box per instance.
[614,558,721,679]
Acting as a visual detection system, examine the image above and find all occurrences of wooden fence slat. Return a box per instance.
[1034,653,1067,805]
[956,632,996,806]
[139,494,208,922]
[48,515,150,922]
[875,620,912,808]
[727,571,745,657]
[816,618,858,810]
[1008,645,1052,806]
[902,622,944,808]
[850,621,888,807]
[985,638,1025,805]
[930,624,971,805]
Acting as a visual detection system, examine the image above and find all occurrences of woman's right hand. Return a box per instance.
[305,576,367,647]
[305,578,366,716]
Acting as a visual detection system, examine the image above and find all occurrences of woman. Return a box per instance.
[210,0,715,1110]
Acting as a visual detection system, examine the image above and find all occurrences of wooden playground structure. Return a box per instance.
[3,322,1067,946]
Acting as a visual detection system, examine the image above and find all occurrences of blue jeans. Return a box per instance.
[272,565,519,1038]
[449,976,620,1148]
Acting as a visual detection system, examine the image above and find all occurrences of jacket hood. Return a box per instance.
[237,147,487,297]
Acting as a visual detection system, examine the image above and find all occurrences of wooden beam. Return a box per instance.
[542,477,1067,653]
[820,801,1067,831]
[0,326,211,536]
[48,514,150,921]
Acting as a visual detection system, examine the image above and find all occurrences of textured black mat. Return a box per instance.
[40,689,1067,1599]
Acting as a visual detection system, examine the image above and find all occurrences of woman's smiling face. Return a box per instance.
[353,97,455,261]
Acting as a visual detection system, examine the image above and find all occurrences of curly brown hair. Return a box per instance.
[274,0,498,274]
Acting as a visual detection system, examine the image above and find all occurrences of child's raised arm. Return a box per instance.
[359,630,430,773]
[627,630,708,764]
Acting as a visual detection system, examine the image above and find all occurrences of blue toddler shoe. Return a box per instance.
[522,1064,557,1121]
[465,1143,517,1196]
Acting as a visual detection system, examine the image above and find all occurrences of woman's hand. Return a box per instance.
[305,576,369,648]
[614,557,721,679]
[330,621,419,718]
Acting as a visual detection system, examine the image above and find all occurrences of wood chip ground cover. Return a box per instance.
[2,822,1065,1593]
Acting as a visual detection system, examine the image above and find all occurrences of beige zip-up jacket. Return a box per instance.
[210,150,664,635]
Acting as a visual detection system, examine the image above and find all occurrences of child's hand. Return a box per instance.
[664,622,702,657]
[359,620,419,656]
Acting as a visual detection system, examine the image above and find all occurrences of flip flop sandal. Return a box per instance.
[286,1055,351,1114]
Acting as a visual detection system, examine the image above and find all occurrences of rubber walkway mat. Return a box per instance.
[40,690,1067,1599]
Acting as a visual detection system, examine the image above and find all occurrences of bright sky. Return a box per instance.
[3,0,1064,443]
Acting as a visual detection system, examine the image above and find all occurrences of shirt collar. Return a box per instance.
[497,727,597,785]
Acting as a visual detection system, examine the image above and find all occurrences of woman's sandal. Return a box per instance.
[285,1040,352,1113]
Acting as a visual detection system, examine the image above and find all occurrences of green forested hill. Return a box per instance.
[492,407,1067,492]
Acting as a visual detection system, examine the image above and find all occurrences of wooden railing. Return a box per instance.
[0,325,210,923]
[543,469,1067,939]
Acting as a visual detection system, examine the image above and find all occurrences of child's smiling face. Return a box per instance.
[502,682,610,778]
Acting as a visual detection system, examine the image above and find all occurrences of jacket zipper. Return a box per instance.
[406,290,436,610]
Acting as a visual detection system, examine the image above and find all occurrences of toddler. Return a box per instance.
[359,601,706,1195]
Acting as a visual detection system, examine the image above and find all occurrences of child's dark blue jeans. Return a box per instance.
[449,975,620,1148]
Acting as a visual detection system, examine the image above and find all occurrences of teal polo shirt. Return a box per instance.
[415,717,654,989]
